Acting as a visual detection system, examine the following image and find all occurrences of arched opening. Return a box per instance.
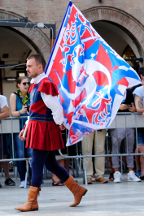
[0,9,51,100]
[122,45,140,72]
[0,27,39,100]
[92,20,142,72]
[92,21,142,74]
[83,6,144,69]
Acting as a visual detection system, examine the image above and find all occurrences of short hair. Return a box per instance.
[27,54,46,71]
[138,67,144,76]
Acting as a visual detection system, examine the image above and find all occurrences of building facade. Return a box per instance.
[0,0,143,100]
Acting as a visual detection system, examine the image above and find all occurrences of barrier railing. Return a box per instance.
[0,116,30,188]
[58,112,144,185]
[1,113,144,186]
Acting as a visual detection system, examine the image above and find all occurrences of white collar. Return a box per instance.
[31,72,47,84]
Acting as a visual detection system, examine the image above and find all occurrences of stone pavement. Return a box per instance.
[0,173,144,216]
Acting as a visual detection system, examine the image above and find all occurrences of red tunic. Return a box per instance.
[25,78,65,151]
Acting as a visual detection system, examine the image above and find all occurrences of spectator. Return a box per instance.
[10,76,32,188]
[109,88,141,183]
[133,67,144,180]
[82,129,108,184]
[0,95,15,187]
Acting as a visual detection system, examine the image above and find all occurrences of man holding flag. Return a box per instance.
[15,0,141,211]
[15,54,87,212]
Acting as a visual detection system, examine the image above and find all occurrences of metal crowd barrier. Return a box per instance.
[58,112,144,185]
[1,113,144,187]
[0,116,30,188]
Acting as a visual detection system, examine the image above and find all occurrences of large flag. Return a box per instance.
[45,1,141,146]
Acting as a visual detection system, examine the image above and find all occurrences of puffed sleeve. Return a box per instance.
[38,79,58,96]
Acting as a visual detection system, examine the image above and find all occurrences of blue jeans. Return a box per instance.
[137,128,144,146]
[13,133,32,181]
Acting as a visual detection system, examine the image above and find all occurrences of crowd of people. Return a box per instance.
[82,67,144,184]
[0,54,144,211]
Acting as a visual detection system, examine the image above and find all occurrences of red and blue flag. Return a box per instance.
[45,1,141,146]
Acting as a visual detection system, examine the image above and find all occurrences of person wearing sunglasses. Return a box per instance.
[10,76,32,188]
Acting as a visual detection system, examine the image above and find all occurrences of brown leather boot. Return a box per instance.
[15,186,40,212]
[64,175,88,207]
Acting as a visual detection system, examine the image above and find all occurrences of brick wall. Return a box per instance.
[0,0,143,35]
[0,0,143,61]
